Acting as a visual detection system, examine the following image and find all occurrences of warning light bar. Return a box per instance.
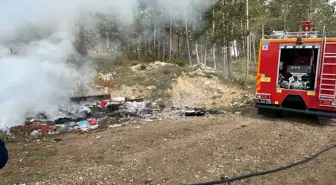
[296,37,303,44]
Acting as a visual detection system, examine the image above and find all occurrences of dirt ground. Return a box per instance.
[1,110,335,185]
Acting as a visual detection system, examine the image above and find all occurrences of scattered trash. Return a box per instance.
[30,130,41,137]
[88,119,97,125]
[78,120,89,127]
[184,109,206,117]
[43,125,53,132]
[111,97,126,102]
[13,95,224,137]
[89,124,99,130]
[95,136,102,139]
[109,124,122,128]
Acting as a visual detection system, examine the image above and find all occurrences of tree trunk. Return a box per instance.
[212,8,216,70]
[144,30,147,56]
[283,7,286,30]
[204,49,207,65]
[177,34,180,57]
[157,37,160,60]
[200,44,203,64]
[252,34,256,64]
[193,24,200,64]
[249,34,252,66]
[245,35,250,80]
[213,47,216,69]
[261,17,265,39]
[222,46,226,74]
[195,43,200,64]
[162,35,165,61]
[136,44,140,60]
[106,33,109,51]
[227,42,232,77]
[125,45,128,58]
[75,25,88,56]
[233,40,238,59]
[153,24,156,51]
[169,16,172,60]
[240,20,245,56]
[245,0,250,82]
[185,9,192,65]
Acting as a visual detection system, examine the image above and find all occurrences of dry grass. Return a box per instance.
[95,60,185,101]
[169,69,254,109]
[25,150,49,162]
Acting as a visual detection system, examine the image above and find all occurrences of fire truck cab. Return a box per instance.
[255,20,336,120]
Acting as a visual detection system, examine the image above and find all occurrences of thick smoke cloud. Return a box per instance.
[0,0,214,129]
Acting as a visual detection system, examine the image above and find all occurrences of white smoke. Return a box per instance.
[0,0,214,129]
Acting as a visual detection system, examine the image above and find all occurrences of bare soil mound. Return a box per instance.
[170,68,253,109]
[95,61,254,109]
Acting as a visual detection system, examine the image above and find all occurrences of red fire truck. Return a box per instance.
[255,20,336,122]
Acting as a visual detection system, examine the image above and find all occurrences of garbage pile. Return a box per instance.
[14,95,223,137]
[131,61,175,71]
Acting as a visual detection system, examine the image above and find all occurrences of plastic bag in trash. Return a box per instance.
[77,120,89,127]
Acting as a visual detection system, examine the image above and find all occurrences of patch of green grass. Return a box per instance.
[26,150,49,162]
[166,58,189,67]
[130,60,141,66]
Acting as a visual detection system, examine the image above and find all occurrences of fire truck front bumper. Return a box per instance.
[255,103,336,117]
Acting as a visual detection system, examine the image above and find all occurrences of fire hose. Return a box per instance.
[189,144,336,185]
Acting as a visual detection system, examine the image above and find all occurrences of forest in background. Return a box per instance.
[75,0,336,80]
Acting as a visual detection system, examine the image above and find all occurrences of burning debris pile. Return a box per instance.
[11,94,223,137]
[7,62,253,138]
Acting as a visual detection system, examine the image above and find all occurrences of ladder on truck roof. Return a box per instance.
[318,26,336,102]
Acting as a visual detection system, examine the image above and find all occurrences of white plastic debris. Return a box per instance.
[30,130,41,136]
[111,97,126,102]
